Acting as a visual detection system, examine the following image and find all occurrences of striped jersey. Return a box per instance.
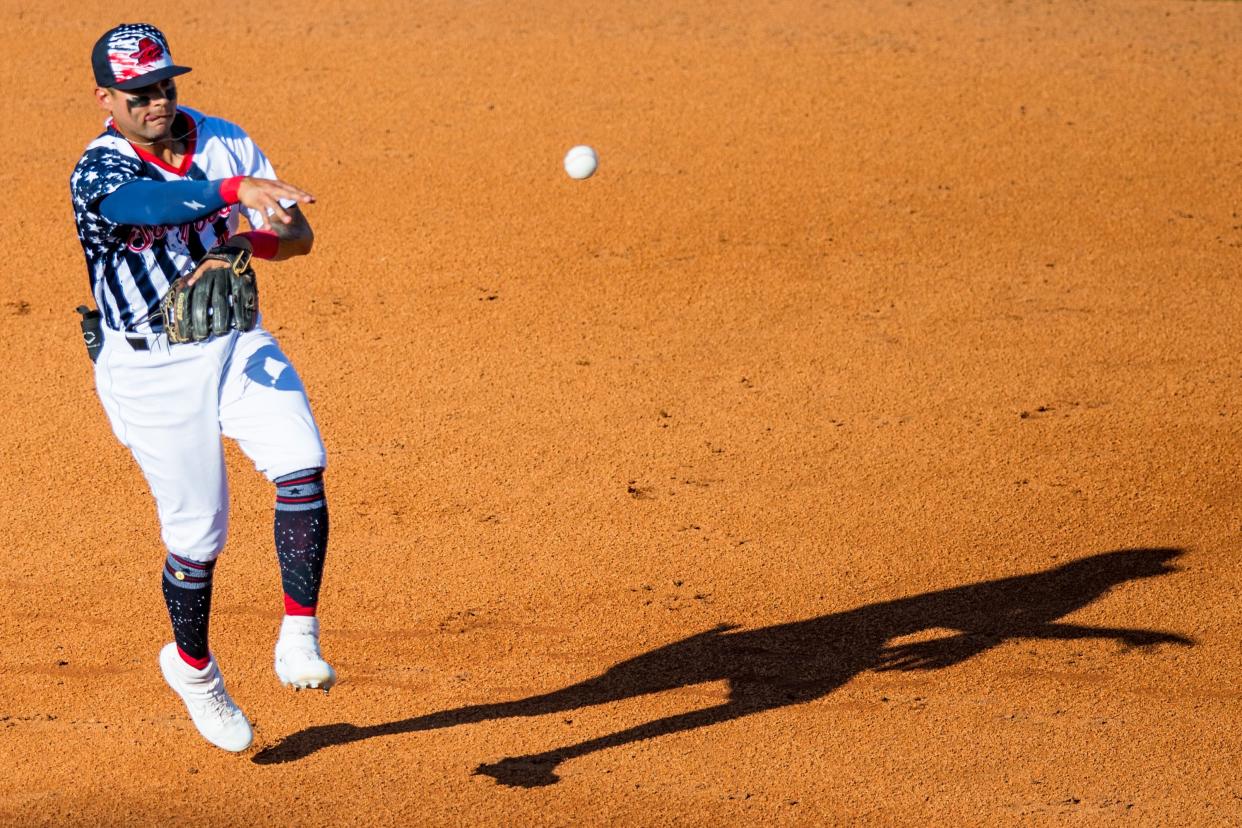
[69,106,279,333]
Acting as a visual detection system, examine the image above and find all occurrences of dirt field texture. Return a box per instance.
[1,0,1240,824]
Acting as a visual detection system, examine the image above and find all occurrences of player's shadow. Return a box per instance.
[253,548,1191,786]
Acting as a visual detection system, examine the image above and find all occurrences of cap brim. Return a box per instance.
[112,64,191,91]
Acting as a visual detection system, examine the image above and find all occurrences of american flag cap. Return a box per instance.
[91,23,191,90]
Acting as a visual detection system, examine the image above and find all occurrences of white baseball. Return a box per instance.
[563,145,598,180]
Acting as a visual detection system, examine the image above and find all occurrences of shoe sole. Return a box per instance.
[275,658,337,693]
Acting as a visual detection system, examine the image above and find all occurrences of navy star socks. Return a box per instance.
[160,468,328,670]
[274,468,329,616]
[162,552,216,669]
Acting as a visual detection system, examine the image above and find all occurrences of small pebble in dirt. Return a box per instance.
[627,483,654,499]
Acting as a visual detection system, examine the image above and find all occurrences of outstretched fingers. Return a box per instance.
[237,178,316,229]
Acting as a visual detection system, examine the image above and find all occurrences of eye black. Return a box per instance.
[123,80,176,113]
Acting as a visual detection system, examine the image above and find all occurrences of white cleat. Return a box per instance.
[159,643,253,752]
[274,615,337,693]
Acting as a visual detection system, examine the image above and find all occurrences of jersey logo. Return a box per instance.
[125,205,233,253]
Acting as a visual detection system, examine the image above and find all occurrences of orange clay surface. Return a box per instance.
[1,0,1240,824]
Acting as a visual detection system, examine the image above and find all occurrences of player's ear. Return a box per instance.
[94,87,114,113]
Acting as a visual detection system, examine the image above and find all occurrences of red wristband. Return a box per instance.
[234,230,280,260]
[219,176,244,204]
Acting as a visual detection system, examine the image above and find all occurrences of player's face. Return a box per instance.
[98,78,179,143]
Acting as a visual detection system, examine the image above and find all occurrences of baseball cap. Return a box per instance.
[91,23,191,90]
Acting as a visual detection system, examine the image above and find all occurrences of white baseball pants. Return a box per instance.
[94,323,326,563]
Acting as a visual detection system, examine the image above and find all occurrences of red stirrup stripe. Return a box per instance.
[277,473,322,487]
[169,552,211,571]
[284,594,316,616]
[277,494,325,505]
[177,646,210,670]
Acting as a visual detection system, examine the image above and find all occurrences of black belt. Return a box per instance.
[126,335,151,351]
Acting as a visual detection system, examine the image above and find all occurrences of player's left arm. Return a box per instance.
[268,204,313,259]
[228,191,314,262]
[187,205,313,287]
[233,204,313,261]
[225,130,317,260]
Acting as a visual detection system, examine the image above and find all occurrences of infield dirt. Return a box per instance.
[2,0,1240,825]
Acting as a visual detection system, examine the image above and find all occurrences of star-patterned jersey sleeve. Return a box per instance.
[69,144,147,254]
[71,146,143,221]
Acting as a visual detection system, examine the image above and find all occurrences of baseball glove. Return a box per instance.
[160,244,258,344]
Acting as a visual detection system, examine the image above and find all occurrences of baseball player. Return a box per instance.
[70,23,335,752]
